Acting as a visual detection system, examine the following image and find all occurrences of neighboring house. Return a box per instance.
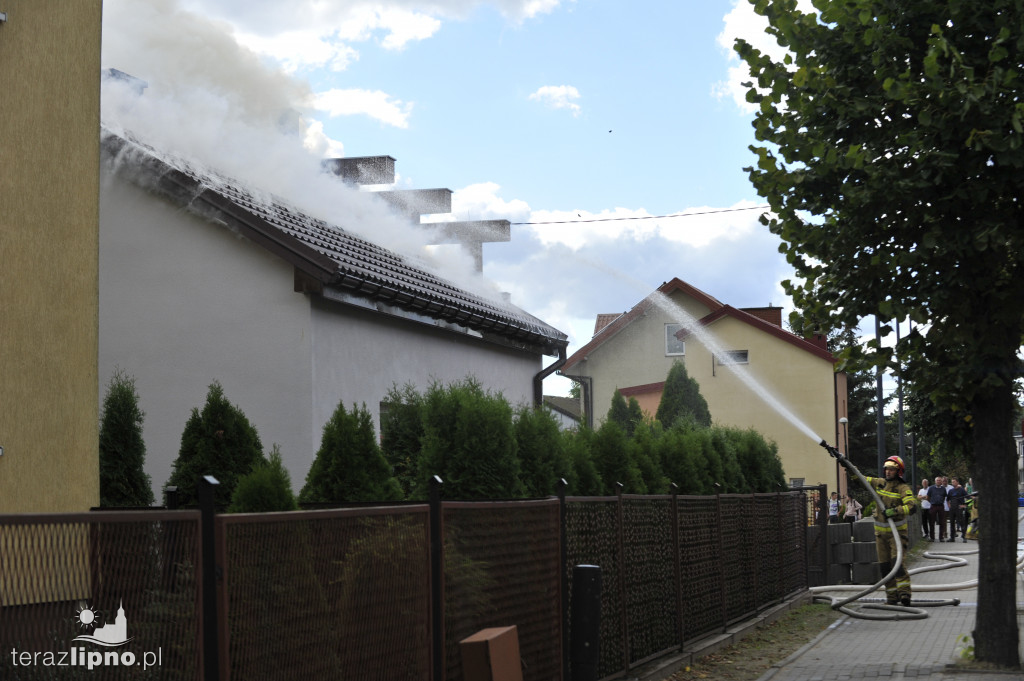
[1,2,103,512]
[560,278,847,490]
[99,129,567,499]
[543,396,582,430]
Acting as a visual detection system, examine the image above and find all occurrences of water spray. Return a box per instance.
[810,440,963,621]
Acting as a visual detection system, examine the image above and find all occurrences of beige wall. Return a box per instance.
[0,2,102,511]
[577,289,844,490]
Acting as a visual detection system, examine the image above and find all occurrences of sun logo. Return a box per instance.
[74,601,101,632]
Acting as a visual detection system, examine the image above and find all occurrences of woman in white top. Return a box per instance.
[918,479,931,538]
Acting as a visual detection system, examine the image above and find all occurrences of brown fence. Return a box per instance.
[565,492,808,680]
[0,510,201,680]
[0,489,809,681]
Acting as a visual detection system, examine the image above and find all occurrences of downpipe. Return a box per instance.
[810,441,963,621]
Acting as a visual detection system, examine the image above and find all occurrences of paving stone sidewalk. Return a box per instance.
[757,518,1024,681]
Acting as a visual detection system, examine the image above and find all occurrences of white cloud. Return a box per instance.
[314,88,414,128]
[181,1,559,72]
[522,201,765,250]
[713,0,816,113]
[529,85,581,116]
[447,182,532,221]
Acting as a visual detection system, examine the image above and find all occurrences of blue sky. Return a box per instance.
[102,0,805,397]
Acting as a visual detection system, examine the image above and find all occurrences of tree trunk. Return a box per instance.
[971,384,1021,668]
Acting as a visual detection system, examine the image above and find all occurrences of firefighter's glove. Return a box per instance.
[884,508,898,519]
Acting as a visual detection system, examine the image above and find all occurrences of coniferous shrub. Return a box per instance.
[711,427,747,493]
[228,446,298,513]
[415,378,523,500]
[655,360,712,428]
[514,405,564,497]
[660,422,714,495]
[591,420,646,494]
[99,369,154,507]
[300,402,402,504]
[167,381,263,508]
[730,427,787,492]
[631,419,669,494]
[561,427,603,495]
[380,383,425,499]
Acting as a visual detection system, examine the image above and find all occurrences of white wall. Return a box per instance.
[99,178,314,500]
[309,296,544,448]
[100,175,552,499]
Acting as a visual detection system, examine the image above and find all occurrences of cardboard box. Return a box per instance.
[460,626,523,681]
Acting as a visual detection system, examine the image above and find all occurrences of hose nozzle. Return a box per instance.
[819,439,842,459]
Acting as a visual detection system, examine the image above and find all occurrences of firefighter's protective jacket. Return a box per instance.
[866,476,917,528]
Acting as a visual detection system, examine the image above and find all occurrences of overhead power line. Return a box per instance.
[511,204,771,225]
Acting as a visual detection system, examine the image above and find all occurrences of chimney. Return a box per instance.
[741,305,783,328]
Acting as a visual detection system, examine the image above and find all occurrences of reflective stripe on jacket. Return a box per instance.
[867,476,916,528]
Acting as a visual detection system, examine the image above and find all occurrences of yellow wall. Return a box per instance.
[578,288,845,491]
[0,2,102,511]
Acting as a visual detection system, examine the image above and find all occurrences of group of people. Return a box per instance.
[829,454,975,607]
[827,491,863,524]
[917,476,973,542]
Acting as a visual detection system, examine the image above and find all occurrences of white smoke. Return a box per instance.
[101,0,513,308]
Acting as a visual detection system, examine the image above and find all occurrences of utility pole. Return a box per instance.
[876,316,886,472]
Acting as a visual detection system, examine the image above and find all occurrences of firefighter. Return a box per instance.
[865,455,917,606]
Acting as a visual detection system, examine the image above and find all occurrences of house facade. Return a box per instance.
[99,130,567,500]
[0,2,103,512]
[560,278,847,491]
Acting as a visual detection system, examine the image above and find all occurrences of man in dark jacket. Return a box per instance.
[926,477,948,541]
[947,478,967,542]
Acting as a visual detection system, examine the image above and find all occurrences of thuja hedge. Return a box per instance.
[159,377,786,506]
[377,378,787,501]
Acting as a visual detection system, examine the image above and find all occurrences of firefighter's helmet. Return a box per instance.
[883,455,905,477]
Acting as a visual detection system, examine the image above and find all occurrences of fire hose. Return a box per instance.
[807,440,1014,621]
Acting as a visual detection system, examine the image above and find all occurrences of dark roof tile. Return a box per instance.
[102,128,567,354]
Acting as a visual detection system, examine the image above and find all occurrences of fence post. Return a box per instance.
[570,565,601,681]
[557,478,569,681]
[199,475,220,681]
[429,475,444,681]
[776,492,785,603]
[670,483,682,647]
[614,482,628,674]
[715,484,726,631]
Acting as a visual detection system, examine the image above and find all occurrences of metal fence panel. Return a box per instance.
[622,497,676,666]
[676,496,724,643]
[0,511,201,681]
[442,499,561,681]
[564,498,622,680]
[219,506,431,681]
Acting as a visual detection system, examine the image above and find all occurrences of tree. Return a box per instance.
[822,327,880,473]
[736,0,1024,664]
[380,383,425,499]
[561,427,604,495]
[414,378,523,500]
[300,402,402,504]
[655,361,712,429]
[606,390,646,436]
[98,369,154,507]
[590,420,646,494]
[167,382,264,508]
[229,445,299,513]
[514,405,565,497]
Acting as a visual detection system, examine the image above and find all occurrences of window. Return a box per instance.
[716,350,749,365]
[665,323,686,356]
